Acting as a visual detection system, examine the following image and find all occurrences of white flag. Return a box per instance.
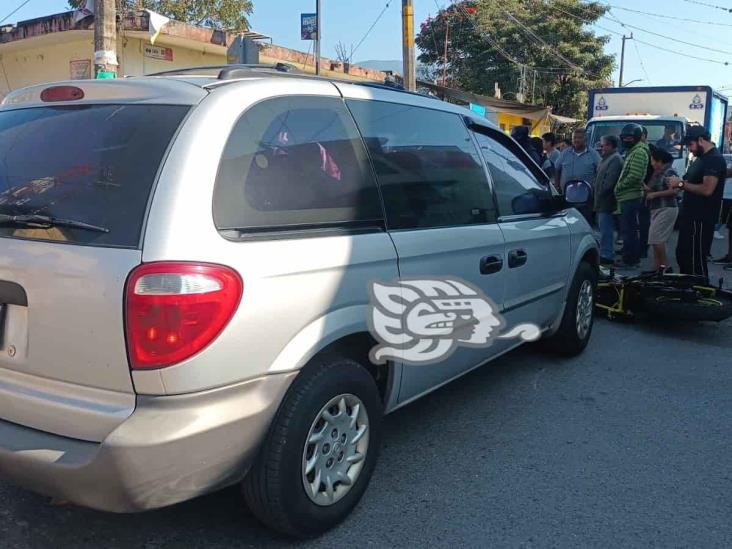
[146,9,171,45]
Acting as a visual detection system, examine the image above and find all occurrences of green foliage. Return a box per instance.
[416,0,615,119]
[68,0,253,31]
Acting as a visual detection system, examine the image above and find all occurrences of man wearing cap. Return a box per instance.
[614,123,650,268]
[667,126,728,277]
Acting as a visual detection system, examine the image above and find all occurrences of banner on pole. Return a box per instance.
[301,13,317,40]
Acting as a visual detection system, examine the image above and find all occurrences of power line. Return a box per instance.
[604,10,649,85]
[550,2,732,66]
[501,10,583,72]
[606,13,732,56]
[608,4,732,27]
[453,3,540,70]
[0,0,32,25]
[351,1,393,58]
[631,39,651,85]
[572,1,725,44]
[681,0,732,12]
[452,2,587,76]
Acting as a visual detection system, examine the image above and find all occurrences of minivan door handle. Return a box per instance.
[479,255,503,275]
[508,249,528,268]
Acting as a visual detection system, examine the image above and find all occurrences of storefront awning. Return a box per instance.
[417,79,578,124]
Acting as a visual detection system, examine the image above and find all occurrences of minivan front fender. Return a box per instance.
[547,212,599,334]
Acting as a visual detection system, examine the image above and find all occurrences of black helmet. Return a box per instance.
[620,123,643,145]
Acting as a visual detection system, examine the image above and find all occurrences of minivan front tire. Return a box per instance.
[544,261,597,356]
[243,355,383,538]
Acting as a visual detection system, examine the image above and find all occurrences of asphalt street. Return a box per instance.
[2,253,732,548]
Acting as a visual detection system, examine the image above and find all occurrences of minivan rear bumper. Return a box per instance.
[0,372,296,512]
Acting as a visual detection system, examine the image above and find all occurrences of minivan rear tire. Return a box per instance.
[544,261,597,356]
[242,355,383,538]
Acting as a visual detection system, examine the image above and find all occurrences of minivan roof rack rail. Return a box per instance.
[146,64,440,102]
[147,63,301,78]
[218,63,302,80]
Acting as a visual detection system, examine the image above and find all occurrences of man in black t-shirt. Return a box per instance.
[667,126,727,277]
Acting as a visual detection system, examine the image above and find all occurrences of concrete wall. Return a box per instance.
[0,36,93,99]
[119,37,225,76]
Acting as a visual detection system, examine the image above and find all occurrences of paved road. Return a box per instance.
[3,259,732,548]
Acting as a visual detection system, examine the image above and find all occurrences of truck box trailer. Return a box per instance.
[586,86,729,174]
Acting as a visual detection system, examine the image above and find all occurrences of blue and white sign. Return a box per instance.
[689,94,705,110]
[595,96,609,111]
[470,103,487,117]
[301,13,317,40]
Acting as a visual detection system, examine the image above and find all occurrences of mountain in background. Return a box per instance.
[355,60,405,74]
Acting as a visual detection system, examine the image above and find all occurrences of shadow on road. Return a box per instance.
[3,344,557,548]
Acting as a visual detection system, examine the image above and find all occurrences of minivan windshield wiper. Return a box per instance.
[0,214,110,233]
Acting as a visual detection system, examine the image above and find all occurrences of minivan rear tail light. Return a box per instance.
[40,86,85,102]
[125,262,243,370]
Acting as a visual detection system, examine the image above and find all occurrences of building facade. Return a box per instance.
[0,10,387,100]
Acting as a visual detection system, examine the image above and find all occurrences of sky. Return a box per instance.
[6,0,732,96]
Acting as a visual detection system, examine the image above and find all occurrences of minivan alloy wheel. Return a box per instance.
[302,393,369,506]
[576,279,594,340]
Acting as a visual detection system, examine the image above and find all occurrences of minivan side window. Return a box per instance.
[347,100,497,230]
[213,96,383,232]
[473,131,550,218]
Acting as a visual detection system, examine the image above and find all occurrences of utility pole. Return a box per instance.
[315,0,322,75]
[517,65,527,103]
[618,33,633,88]
[442,19,449,87]
[94,0,118,78]
[402,0,416,91]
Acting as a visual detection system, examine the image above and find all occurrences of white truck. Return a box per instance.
[586,86,729,174]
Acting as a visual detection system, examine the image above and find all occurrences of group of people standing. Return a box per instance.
[523,124,728,278]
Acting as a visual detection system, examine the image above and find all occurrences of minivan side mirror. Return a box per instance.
[564,179,593,206]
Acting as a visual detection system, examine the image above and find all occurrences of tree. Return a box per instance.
[334,41,353,65]
[68,0,253,31]
[415,0,614,119]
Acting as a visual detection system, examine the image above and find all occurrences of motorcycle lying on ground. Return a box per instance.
[595,266,732,322]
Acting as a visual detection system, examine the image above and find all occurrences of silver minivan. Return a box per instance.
[0,66,598,537]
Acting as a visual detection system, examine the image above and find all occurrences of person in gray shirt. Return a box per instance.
[594,135,624,264]
[555,128,602,194]
[644,147,678,273]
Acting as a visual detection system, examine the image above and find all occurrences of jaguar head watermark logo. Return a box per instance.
[368,278,541,365]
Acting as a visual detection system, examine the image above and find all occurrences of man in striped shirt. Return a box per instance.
[614,123,650,268]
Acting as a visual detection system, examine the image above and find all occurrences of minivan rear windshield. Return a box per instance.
[0,104,189,248]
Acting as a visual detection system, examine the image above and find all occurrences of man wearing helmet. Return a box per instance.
[614,123,650,268]
[666,126,727,277]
